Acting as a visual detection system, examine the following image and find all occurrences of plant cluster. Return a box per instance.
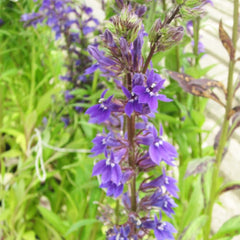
[22,0,100,121]
[85,1,214,239]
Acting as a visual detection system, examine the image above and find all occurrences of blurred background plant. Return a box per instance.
[0,0,105,239]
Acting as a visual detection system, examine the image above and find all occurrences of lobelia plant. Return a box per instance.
[21,0,99,123]
[85,1,210,239]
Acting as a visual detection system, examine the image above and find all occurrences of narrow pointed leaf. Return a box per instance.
[219,20,235,60]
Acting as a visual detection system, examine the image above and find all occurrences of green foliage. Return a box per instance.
[0,1,104,239]
[211,216,240,240]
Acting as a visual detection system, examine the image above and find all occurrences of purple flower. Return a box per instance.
[91,134,107,156]
[87,46,120,76]
[61,116,70,127]
[149,125,177,165]
[64,90,74,102]
[140,190,177,217]
[84,63,99,75]
[91,132,121,156]
[60,75,72,81]
[83,26,95,35]
[82,6,93,15]
[122,86,142,117]
[107,225,131,240]
[75,106,84,113]
[150,191,177,217]
[186,20,193,37]
[140,169,179,198]
[100,181,124,198]
[92,151,122,185]
[143,213,177,240]
[137,152,157,171]
[133,70,171,111]
[85,90,116,123]
[0,18,4,27]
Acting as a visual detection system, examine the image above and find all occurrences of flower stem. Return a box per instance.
[193,17,200,66]
[203,0,238,238]
[193,16,202,158]
[142,44,156,74]
[142,4,182,74]
[126,72,137,213]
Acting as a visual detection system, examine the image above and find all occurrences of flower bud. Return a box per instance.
[111,7,142,42]
[135,5,147,17]
[102,29,116,47]
[149,19,163,43]
[180,5,205,19]
[155,25,184,52]
[115,0,124,9]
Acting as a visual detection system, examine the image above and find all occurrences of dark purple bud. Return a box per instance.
[82,5,93,15]
[155,25,184,52]
[60,75,72,82]
[103,29,115,47]
[133,73,144,86]
[119,37,130,60]
[64,90,74,102]
[115,0,124,9]
[132,34,143,71]
[75,106,84,113]
[122,192,131,210]
[61,116,70,128]
[0,18,4,27]
[172,26,184,42]
[149,19,162,42]
[135,5,147,17]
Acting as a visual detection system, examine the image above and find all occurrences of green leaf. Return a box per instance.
[65,219,100,236]
[218,181,240,195]
[0,149,22,158]
[22,231,36,240]
[185,64,216,79]
[191,110,205,127]
[182,177,204,229]
[211,216,240,239]
[36,87,61,115]
[38,206,69,235]
[24,111,37,140]
[181,215,208,240]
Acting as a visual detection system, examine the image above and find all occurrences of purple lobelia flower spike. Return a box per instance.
[84,1,201,238]
[22,0,99,121]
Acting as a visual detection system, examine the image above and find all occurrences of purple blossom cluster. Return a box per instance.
[21,0,99,122]
[85,3,182,239]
